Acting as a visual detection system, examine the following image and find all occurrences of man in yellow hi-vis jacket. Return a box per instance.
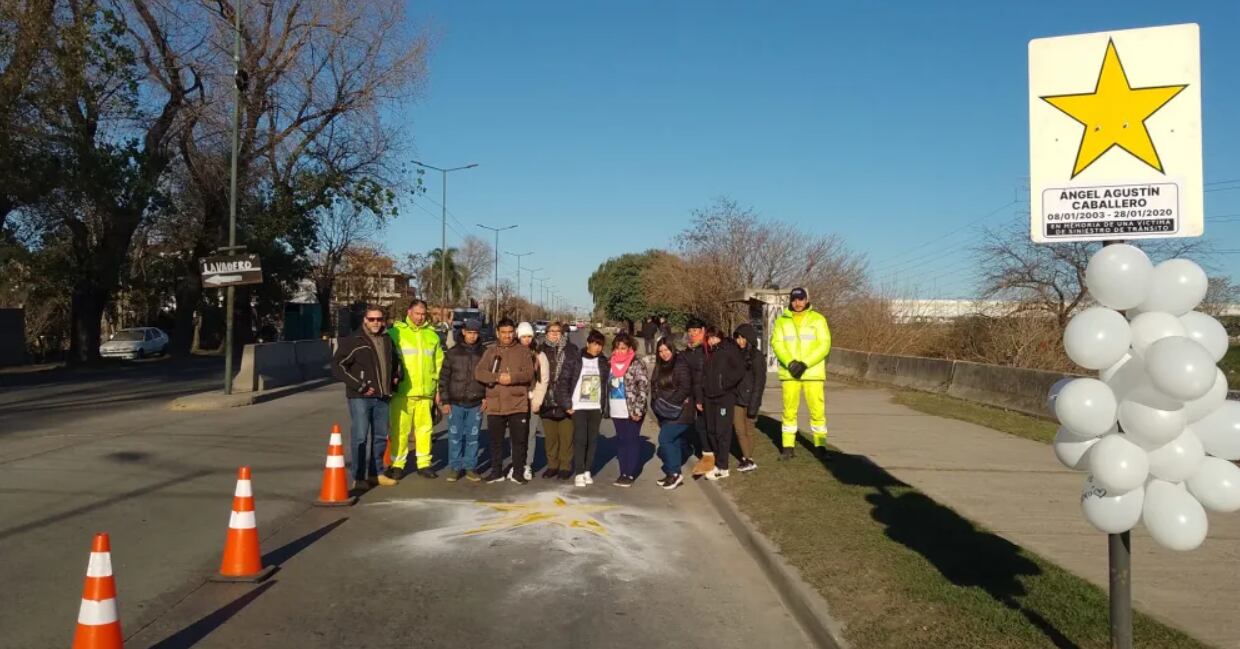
[770,287,831,460]
[386,299,444,480]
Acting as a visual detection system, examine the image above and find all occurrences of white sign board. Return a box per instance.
[1029,24,1202,243]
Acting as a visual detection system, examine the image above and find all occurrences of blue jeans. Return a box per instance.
[447,404,482,471]
[347,397,390,481]
[657,422,691,475]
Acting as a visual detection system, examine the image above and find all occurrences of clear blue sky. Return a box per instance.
[389,0,1240,310]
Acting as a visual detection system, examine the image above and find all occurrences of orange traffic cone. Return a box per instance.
[211,466,275,583]
[315,424,357,507]
[72,532,122,649]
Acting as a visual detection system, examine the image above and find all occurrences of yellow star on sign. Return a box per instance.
[463,496,617,536]
[1041,39,1187,178]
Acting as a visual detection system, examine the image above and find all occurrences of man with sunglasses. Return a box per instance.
[333,305,403,488]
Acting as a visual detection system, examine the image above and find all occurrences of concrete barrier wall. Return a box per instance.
[233,340,333,393]
[829,347,1075,419]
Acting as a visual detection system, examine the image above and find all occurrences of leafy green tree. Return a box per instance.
[421,247,465,306]
[588,251,663,333]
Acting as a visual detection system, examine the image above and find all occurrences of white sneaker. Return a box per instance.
[705,468,730,481]
[737,459,758,473]
[524,466,533,481]
[575,473,587,487]
[583,471,594,485]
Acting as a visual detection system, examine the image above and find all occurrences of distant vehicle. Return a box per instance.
[567,322,578,332]
[533,320,549,335]
[449,307,495,345]
[100,327,169,360]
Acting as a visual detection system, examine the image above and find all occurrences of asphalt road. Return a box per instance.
[0,347,813,649]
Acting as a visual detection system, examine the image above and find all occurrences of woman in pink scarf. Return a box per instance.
[607,332,650,487]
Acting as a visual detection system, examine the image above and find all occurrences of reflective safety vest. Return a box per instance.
[388,318,444,398]
[770,307,831,381]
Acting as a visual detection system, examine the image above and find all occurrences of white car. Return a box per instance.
[100,327,169,360]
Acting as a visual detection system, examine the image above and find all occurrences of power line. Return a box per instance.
[868,199,1018,274]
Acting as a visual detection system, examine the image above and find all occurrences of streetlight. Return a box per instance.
[525,268,542,305]
[506,251,533,303]
[222,0,243,395]
[413,160,478,317]
[477,223,517,323]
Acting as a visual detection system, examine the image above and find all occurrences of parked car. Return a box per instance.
[100,327,169,360]
[533,320,549,335]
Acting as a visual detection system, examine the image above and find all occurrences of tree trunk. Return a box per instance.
[317,283,334,337]
[170,271,202,355]
[68,285,105,364]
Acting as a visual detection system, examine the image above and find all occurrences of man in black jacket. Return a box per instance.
[438,319,488,482]
[333,305,403,488]
[683,317,711,474]
[701,326,746,480]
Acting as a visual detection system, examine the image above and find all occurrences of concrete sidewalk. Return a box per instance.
[772,380,1237,648]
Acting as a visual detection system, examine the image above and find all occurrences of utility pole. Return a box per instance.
[223,0,243,395]
[477,223,517,324]
[506,251,533,303]
[413,161,477,318]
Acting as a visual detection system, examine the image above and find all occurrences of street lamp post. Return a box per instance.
[413,160,478,318]
[222,0,243,395]
[477,223,517,324]
[506,251,533,305]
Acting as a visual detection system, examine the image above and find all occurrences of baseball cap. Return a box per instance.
[790,287,809,301]
[463,319,481,332]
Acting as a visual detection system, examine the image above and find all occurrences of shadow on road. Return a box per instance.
[146,581,276,649]
[754,415,1082,649]
[262,517,348,568]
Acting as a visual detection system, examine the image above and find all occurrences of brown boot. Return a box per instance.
[691,453,716,477]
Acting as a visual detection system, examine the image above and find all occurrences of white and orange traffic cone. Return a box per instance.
[72,532,122,649]
[315,424,357,507]
[210,466,275,583]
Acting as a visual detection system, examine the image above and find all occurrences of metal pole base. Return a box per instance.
[1109,531,1132,649]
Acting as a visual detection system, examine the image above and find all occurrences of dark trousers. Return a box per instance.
[613,417,643,477]
[705,396,736,470]
[688,407,709,458]
[572,409,603,475]
[346,397,390,481]
[658,422,691,475]
[487,413,529,474]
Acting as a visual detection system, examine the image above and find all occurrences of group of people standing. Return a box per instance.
[332,286,832,491]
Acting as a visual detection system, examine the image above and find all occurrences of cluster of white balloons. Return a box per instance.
[1051,244,1240,551]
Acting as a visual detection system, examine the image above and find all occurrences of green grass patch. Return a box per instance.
[889,390,1059,444]
[722,418,1209,649]
[1220,346,1240,391]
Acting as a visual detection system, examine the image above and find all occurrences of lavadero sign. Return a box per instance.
[199,254,263,288]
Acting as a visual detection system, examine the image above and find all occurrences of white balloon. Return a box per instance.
[1088,433,1150,493]
[1142,479,1208,551]
[1179,311,1230,363]
[1063,307,1132,370]
[1102,354,1146,402]
[1139,259,1209,316]
[1147,429,1206,482]
[1045,377,1074,415]
[1117,387,1186,448]
[1185,457,1240,513]
[1184,368,1228,423]
[1054,426,1101,470]
[1128,312,1187,357]
[1081,475,1144,534]
[1192,401,1240,460]
[1144,336,1218,401]
[1054,378,1118,437]
[1085,244,1153,310]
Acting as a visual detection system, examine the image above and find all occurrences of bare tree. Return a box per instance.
[975,218,1208,329]
[458,234,493,301]
[1201,276,1239,317]
[310,200,386,334]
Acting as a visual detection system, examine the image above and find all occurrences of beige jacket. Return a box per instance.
[529,351,550,412]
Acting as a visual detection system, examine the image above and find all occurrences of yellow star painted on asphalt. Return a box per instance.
[463,496,617,536]
[1041,39,1187,178]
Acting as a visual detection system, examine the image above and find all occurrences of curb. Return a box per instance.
[700,480,849,649]
[168,377,336,411]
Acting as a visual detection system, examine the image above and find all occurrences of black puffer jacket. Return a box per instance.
[733,323,767,417]
[555,350,610,417]
[702,338,746,401]
[439,340,486,407]
[683,343,706,407]
[539,340,579,420]
[651,353,694,425]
